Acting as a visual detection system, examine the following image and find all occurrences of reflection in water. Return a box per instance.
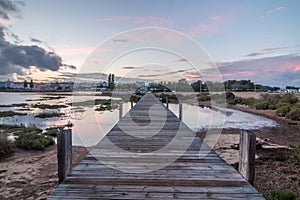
[0,92,277,146]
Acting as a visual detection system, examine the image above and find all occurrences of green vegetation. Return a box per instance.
[15,133,54,150]
[0,133,14,159]
[0,111,27,117]
[0,103,28,107]
[293,144,300,164]
[197,93,211,102]
[267,189,298,200]
[26,96,65,101]
[31,103,68,109]
[229,93,300,121]
[0,124,55,153]
[287,109,300,121]
[34,112,63,118]
[0,124,42,136]
[70,98,122,112]
[43,127,63,137]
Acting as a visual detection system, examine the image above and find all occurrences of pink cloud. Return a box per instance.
[189,15,229,37]
[121,66,143,70]
[53,44,94,56]
[177,58,188,62]
[98,16,174,28]
[294,65,300,71]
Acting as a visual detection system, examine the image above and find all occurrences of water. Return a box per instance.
[0,92,278,146]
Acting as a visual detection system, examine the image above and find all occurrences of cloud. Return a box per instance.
[121,66,143,70]
[138,69,192,78]
[0,0,24,20]
[215,54,300,86]
[98,16,174,28]
[176,58,188,62]
[245,46,287,57]
[245,52,263,57]
[189,15,228,37]
[260,6,285,19]
[113,39,128,43]
[0,1,75,76]
[30,37,43,44]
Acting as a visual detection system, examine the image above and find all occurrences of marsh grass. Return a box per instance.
[34,112,64,118]
[0,111,27,117]
[31,104,68,109]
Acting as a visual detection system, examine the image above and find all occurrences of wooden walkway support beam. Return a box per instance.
[57,129,72,183]
[179,103,183,120]
[239,130,256,185]
[119,103,123,120]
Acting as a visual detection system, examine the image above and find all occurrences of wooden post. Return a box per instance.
[119,103,123,119]
[179,103,182,120]
[166,97,169,108]
[130,100,133,108]
[57,129,72,183]
[239,130,256,185]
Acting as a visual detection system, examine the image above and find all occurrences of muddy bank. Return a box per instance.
[0,145,89,200]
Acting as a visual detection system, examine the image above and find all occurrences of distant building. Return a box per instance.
[286,88,299,93]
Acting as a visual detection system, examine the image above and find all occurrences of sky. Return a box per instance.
[0,0,300,87]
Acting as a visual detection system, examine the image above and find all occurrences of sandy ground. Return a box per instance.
[0,145,88,200]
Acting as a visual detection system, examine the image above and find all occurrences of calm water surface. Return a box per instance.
[0,92,278,146]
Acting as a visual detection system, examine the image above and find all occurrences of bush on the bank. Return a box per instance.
[15,133,54,150]
[197,93,211,101]
[287,109,300,121]
[255,101,270,110]
[225,91,235,100]
[276,105,291,117]
[267,189,298,200]
[43,127,63,137]
[0,133,14,159]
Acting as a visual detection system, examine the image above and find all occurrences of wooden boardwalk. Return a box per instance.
[49,93,264,199]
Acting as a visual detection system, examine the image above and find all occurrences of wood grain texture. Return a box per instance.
[49,93,264,199]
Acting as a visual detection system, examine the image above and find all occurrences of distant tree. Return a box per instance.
[111,74,115,89]
[24,80,28,88]
[107,73,115,91]
[108,74,111,89]
[30,80,34,89]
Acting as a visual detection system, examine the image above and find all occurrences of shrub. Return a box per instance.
[267,189,298,200]
[225,91,235,100]
[0,111,27,117]
[276,105,291,117]
[197,93,211,101]
[294,152,300,163]
[0,133,14,159]
[256,101,269,110]
[15,133,54,150]
[281,93,298,104]
[242,97,257,107]
[31,104,68,109]
[287,109,300,121]
[43,127,63,137]
[35,112,63,118]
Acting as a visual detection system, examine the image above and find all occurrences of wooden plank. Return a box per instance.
[239,130,256,185]
[57,129,72,183]
[48,93,264,199]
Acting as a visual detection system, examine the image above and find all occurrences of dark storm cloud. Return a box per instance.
[30,37,43,44]
[0,1,76,76]
[0,0,23,20]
